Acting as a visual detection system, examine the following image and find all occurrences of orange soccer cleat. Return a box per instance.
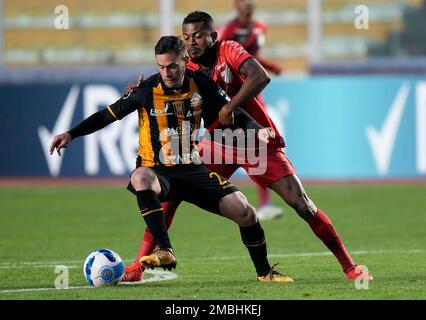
[257,264,294,283]
[345,265,374,281]
[140,246,177,270]
[120,261,144,282]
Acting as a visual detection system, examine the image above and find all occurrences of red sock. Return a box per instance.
[135,201,178,262]
[257,185,270,207]
[305,208,355,273]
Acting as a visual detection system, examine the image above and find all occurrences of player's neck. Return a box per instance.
[194,43,218,70]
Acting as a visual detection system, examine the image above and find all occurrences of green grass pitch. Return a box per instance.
[0,183,425,300]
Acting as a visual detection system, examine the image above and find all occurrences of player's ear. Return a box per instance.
[211,31,218,42]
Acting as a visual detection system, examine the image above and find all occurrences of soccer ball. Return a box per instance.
[83,248,124,287]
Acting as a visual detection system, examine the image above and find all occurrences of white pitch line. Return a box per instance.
[0,249,424,294]
[0,286,92,293]
[0,265,81,269]
[0,270,177,294]
[0,249,424,268]
[180,248,426,261]
[119,269,178,285]
[270,249,426,258]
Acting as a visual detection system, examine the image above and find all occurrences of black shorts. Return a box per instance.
[127,163,239,215]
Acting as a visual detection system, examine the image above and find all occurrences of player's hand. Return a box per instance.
[122,74,144,96]
[49,132,72,157]
[257,127,276,144]
[218,103,235,126]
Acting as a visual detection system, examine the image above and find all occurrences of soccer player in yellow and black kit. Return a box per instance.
[50,36,293,282]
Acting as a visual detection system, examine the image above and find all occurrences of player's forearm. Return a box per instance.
[68,108,116,140]
[229,61,270,111]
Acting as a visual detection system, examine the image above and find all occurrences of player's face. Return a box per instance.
[156,52,186,89]
[182,22,217,61]
[235,0,256,16]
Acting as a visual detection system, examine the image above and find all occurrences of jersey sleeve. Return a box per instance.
[233,108,263,131]
[107,86,148,120]
[221,40,253,73]
[193,71,230,128]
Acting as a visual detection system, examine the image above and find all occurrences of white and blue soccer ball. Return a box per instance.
[83,248,124,287]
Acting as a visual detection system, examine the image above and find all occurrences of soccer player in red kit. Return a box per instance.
[219,0,282,75]
[219,0,283,219]
[122,11,373,283]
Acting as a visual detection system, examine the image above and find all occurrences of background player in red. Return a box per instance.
[122,11,373,283]
[219,0,283,220]
[219,0,282,75]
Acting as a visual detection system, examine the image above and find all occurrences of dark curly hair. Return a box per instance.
[182,11,215,32]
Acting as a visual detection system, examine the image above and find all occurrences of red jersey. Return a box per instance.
[219,19,282,75]
[186,40,284,148]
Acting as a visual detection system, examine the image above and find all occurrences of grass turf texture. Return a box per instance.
[0,184,425,299]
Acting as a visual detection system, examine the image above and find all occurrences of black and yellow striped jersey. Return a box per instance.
[107,70,231,167]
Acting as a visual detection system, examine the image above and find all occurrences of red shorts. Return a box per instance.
[199,139,296,189]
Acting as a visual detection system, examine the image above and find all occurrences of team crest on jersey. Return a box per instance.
[152,99,201,118]
[172,100,185,116]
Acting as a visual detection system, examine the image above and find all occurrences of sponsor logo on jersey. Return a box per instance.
[150,101,174,116]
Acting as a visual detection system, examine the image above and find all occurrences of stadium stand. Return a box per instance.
[1,0,425,75]
[368,0,426,57]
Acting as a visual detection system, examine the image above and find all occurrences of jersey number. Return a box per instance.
[209,172,228,186]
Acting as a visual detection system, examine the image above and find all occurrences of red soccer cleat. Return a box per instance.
[121,261,144,282]
[345,265,373,281]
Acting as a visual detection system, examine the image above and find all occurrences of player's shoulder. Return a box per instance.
[217,40,252,65]
[219,39,248,53]
[133,74,159,93]
[126,73,159,101]
[144,73,162,88]
[253,19,268,30]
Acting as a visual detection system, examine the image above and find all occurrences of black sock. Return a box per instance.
[240,221,271,276]
[136,190,172,250]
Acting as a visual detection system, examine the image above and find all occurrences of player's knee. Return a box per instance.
[130,167,156,190]
[235,197,257,227]
[223,192,257,227]
[240,203,257,226]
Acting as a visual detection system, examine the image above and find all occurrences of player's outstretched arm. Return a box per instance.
[49,85,143,157]
[49,108,117,157]
[218,58,270,125]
